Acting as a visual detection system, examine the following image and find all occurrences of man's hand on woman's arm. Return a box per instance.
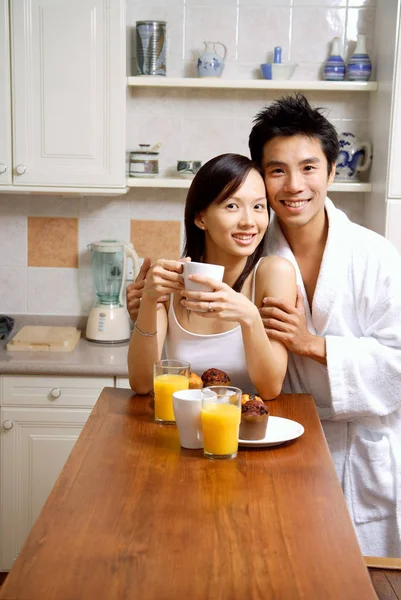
[259,285,327,365]
[126,257,168,322]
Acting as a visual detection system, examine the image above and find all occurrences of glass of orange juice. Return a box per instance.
[201,386,242,459]
[153,359,190,424]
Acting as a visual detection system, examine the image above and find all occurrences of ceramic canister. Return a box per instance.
[129,145,159,178]
[136,21,166,76]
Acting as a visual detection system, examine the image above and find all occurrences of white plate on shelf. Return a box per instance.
[238,416,304,448]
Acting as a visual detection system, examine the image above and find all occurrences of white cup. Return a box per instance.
[172,389,204,449]
[182,262,225,311]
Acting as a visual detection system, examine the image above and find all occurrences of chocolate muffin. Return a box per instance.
[201,368,231,387]
[239,394,269,440]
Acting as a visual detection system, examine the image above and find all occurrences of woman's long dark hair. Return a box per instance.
[183,153,270,292]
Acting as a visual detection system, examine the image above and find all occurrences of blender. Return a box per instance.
[86,240,140,344]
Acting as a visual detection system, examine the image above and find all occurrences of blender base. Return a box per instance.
[85,305,131,344]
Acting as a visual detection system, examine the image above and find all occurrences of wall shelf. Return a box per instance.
[127,77,378,92]
[127,178,372,193]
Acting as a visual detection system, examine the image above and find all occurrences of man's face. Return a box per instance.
[261,135,335,232]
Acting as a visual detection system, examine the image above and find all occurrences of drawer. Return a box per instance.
[1,375,114,408]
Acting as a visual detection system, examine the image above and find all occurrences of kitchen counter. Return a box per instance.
[0,315,130,377]
[0,389,376,600]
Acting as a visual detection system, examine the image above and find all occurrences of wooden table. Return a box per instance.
[0,389,377,600]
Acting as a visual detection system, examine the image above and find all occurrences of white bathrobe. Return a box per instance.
[266,198,401,557]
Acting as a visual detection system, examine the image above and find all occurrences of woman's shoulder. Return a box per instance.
[256,255,295,277]
[254,256,296,301]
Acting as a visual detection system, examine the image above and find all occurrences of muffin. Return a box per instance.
[201,368,231,387]
[189,372,203,389]
[239,394,269,440]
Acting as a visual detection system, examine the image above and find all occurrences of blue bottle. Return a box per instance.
[323,37,345,81]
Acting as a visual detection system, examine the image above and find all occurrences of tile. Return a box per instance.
[181,115,243,163]
[186,0,237,5]
[239,0,292,6]
[130,220,182,262]
[0,216,27,266]
[294,0,345,5]
[184,6,237,63]
[129,188,186,220]
[78,197,131,219]
[345,8,375,62]
[0,267,27,314]
[28,217,78,268]
[77,267,95,315]
[238,7,291,63]
[27,195,79,217]
[0,194,30,216]
[347,0,376,6]
[27,268,82,315]
[127,87,184,116]
[78,218,131,269]
[291,8,346,63]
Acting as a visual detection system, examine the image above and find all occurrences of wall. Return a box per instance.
[0,0,375,316]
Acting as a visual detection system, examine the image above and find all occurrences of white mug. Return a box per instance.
[182,262,225,311]
[172,389,204,449]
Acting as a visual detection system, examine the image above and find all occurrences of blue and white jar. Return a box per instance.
[347,34,372,82]
[335,132,372,182]
[323,37,345,81]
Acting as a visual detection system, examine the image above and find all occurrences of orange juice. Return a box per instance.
[201,403,241,457]
[154,374,189,422]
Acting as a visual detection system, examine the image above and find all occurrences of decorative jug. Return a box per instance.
[335,132,372,182]
[197,41,227,78]
[347,34,372,81]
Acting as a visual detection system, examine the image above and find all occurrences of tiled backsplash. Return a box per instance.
[0,0,375,316]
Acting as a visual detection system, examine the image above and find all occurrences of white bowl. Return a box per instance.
[271,63,297,80]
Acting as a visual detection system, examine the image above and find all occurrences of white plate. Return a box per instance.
[238,416,304,448]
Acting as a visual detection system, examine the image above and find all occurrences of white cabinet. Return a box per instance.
[0,374,113,571]
[0,0,12,185]
[1,0,126,191]
[115,377,132,389]
[0,407,89,570]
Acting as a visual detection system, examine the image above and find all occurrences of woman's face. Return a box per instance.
[196,169,269,260]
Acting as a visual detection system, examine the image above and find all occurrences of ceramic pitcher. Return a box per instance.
[335,132,372,182]
[197,41,227,77]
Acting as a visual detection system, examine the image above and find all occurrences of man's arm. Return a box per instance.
[261,259,401,421]
[260,286,327,365]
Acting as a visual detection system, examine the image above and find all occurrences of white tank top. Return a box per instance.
[164,259,263,394]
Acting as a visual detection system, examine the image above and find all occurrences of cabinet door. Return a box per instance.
[0,407,90,571]
[0,0,12,184]
[10,0,125,188]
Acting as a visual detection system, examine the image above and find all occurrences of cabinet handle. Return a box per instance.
[3,421,13,431]
[15,164,26,175]
[50,388,61,399]
[0,163,7,174]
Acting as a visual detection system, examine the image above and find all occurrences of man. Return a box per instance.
[127,94,401,558]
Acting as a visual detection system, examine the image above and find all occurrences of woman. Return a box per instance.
[128,153,296,398]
